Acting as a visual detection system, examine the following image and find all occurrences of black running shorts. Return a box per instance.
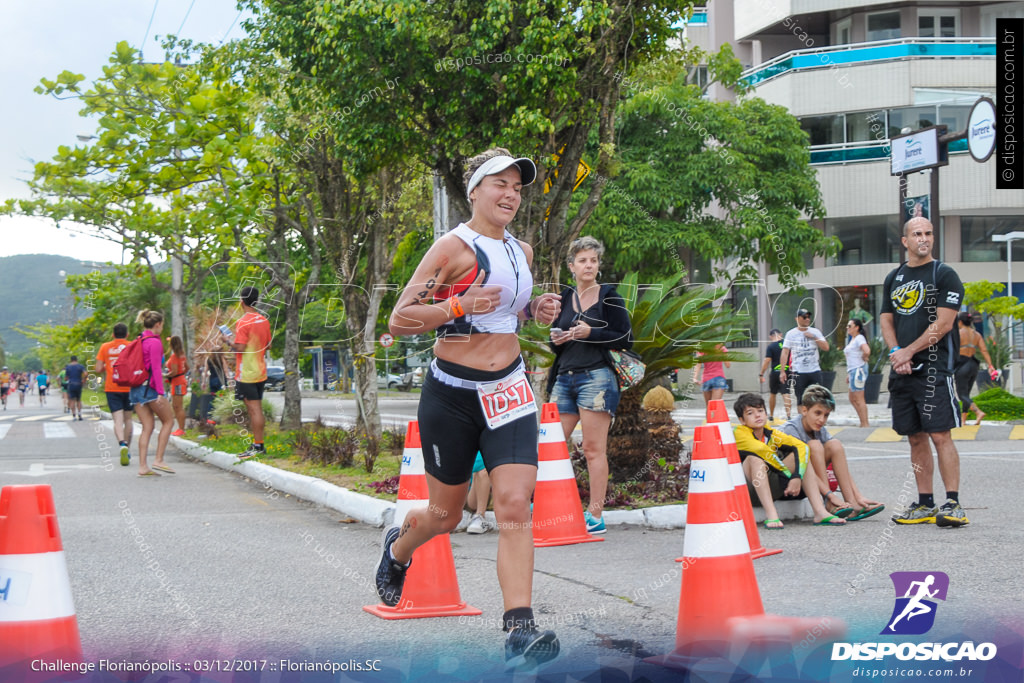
[67,383,83,401]
[889,372,960,435]
[418,357,539,486]
[235,380,266,402]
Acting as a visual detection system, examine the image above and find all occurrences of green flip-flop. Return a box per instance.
[814,514,846,526]
[848,504,885,521]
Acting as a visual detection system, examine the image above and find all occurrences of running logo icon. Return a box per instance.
[881,571,949,635]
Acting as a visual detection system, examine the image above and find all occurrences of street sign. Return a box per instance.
[379,333,394,348]
[890,126,948,175]
[967,97,997,163]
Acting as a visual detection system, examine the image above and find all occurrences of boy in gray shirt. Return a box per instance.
[780,385,885,521]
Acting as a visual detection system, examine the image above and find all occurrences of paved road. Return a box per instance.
[1,405,1021,682]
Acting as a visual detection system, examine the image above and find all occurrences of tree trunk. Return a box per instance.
[280,285,303,430]
[343,284,385,439]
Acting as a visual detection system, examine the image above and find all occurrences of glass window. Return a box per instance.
[961,216,1024,262]
[887,106,937,138]
[846,110,886,143]
[867,11,901,41]
[937,105,970,134]
[835,17,852,45]
[919,10,959,38]
[801,114,845,146]
[826,216,903,266]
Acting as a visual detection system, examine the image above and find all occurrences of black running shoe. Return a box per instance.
[375,526,410,607]
[505,624,560,669]
[935,499,969,528]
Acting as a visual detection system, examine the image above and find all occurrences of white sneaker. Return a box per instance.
[467,514,488,534]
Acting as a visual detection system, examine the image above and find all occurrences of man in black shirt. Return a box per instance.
[881,217,966,527]
[759,328,790,420]
[64,356,88,421]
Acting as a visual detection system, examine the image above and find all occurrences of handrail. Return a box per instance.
[744,37,996,86]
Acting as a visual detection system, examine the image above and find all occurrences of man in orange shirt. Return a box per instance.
[221,286,272,460]
[96,323,134,466]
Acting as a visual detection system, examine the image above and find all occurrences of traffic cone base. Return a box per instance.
[533,404,603,547]
[0,485,82,666]
[363,421,480,619]
[363,534,482,620]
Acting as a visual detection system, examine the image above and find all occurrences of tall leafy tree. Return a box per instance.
[249,0,698,282]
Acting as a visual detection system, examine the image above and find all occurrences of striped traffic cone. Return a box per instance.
[706,399,782,560]
[0,485,82,667]
[363,421,481,620]
[649,425,844,669]
[533,403,603,547]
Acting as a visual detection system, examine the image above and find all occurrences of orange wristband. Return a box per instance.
[448,296,465,318]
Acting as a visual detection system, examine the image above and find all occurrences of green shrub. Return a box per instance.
[287,421,359,467]
[972,387,1024,420]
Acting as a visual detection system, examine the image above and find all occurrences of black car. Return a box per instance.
[265,366,286,391]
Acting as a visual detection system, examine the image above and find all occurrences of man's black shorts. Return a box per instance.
[768,371,784,395]
[106,391,132,413]
[235,380,266,402]
[67,383,83,401]
[889,371,960,435]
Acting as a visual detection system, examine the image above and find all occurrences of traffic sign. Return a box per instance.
[379,333,394,348]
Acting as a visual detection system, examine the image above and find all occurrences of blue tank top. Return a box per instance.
[434,224,533,336]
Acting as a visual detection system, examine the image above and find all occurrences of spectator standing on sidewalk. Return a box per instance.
[222,286,272,459]
[779,308,829,406]
[844,318,871,427]
[882,217,967,527]
[759,328,790,420]
[693,344,730,408]
[165,335,190,436]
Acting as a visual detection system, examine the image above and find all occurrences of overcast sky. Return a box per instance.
[0,0,249,263]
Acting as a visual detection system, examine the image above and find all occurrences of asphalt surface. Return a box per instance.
[1,402,1022,682]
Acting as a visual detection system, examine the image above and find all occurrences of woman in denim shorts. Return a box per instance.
[695,345,730,407]
[546,236,634,534]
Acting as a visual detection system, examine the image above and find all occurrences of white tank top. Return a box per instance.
[434,224,533,336]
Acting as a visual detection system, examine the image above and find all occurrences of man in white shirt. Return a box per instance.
[779,308,830,405]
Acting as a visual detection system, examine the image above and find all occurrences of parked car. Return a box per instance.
[377,373,402,390]
[265,366,286,391]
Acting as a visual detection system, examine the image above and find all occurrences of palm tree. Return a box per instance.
[608,272,751,481]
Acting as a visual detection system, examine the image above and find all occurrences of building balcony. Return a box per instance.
[743,37,994,86]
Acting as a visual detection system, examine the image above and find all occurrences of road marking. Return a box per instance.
[1010,426,1024,440]
[6,463,105,477]
[16,415,53,421]
[865,427,903,442]
[55,416,76,422]
[828,426,847,436]
[0,415,15,421]
[0,424,10,440]
[44,423,75,439]
[950,425,979,440]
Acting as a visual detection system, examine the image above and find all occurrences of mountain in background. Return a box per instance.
[0,254,114,355]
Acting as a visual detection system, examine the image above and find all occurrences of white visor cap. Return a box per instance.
[465,155,537,200]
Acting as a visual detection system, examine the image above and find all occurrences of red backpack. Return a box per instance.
[111,336,151,388]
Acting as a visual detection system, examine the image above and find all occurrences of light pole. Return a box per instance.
[991,231,1024,392]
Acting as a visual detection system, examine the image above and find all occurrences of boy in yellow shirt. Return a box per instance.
[733,393,846,529]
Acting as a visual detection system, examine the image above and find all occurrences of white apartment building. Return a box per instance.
[684,1,1024,390]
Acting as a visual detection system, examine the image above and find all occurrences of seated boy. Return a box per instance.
[733,393,846,528]
[779,385,885,521]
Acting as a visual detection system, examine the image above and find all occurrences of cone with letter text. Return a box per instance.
[0,485,82,667]
[364,421,481,619]
[706,399,782,559]
[649,425,844,669]
[533,403,603,547]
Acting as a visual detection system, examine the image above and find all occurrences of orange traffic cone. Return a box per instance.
[706,399,782,560]
[649,425,844,669]
[363,422,481,620]
[533,403,603,548]
[0,485,82,667]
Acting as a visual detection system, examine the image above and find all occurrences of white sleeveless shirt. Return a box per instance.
[434,224,532,336]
